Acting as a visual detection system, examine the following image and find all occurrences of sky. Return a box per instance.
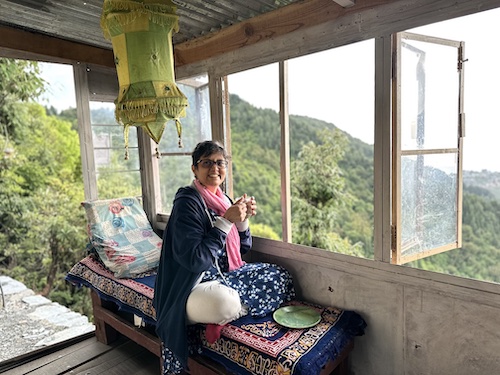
[38,8,500,173]
[38,63,76,110]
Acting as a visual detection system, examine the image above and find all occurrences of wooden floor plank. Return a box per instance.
[3,336,160,375]
[70,339,160,375]
[2,337,106,375]
[4,337,126,375]
[3,326,353,375]
[1,339,92,375]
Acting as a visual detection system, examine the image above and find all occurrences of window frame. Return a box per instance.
[68,2,500,313]
[172,33,464,267]
[79,33,465,270]
[151,73,218,228]
[391,32,465,265]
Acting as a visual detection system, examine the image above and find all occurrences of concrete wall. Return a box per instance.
[249,238,500,375]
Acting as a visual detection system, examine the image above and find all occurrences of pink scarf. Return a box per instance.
[193,179,244,271]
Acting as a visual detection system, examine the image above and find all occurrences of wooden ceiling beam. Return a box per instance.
[0,25,114,67]
[173,0,372,68]
[174,0,333,67]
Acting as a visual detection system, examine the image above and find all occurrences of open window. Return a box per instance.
[90,100,142,199]
[75,63,142,201]
[157,73,212,213]
[392,32,466,264]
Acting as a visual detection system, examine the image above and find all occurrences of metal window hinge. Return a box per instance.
[459,112,466,138]
[391,224,397,250]
[458,43,468,71]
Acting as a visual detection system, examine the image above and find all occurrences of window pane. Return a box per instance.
[90,102,118,125]
[5,61,91,362]
[158,155,193,212]
[159,74,211,153]
[97,170,142,200]
[390,9,500,284]
[228,64,282,240]
[401,153,458,257]
[96,147,140,171]
[401,39,459,151]
[92,125,138,149]
[90,101,141,198]
[288,41,374,258]
[158,74,212,211]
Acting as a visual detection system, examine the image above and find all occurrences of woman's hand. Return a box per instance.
[223,194,257,223]
[245,195,257,218]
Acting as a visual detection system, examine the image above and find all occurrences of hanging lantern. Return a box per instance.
[100,0,188,159]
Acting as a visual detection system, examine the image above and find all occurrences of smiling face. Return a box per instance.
[192,152,227,193]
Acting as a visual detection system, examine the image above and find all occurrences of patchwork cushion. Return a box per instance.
[81,197,162,278]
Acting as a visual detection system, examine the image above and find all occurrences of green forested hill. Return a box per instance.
[44,93,499,282]
[230,94,373,255]
[2,58,497,330]
[1,86,498,333]
[412,189,500,282]
[229,93,500,282]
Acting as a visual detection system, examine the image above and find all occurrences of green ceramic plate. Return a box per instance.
[273,305,321,329]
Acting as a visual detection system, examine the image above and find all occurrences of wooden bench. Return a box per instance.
[90,290,354,375]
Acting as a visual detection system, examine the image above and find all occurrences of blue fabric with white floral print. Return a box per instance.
[161,262,295,375]
[202,262,295,317]
[160,246,295,375]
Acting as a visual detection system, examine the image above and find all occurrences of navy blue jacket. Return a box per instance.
[153,185,252,368]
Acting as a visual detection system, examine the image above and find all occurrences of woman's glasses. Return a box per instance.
[196,159,228,169]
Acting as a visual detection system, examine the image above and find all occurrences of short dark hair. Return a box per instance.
[191,140,229,166]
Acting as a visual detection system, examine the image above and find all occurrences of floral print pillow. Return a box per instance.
[81,197,162,278]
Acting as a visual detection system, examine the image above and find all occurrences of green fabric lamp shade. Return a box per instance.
[101,0,188,159]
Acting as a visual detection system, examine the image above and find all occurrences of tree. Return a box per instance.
[0,64,89,310]
[248,223,280,240]
[291,129,363,255]
[0,59,46,255]
[1,103,87,299]
[0,59,45,141]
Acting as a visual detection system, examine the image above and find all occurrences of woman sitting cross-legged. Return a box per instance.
[153,140,295,374]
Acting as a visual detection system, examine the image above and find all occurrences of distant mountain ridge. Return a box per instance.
[463,170,500,200]
[227,93,500,283]
[75,94,500,282]
[88,96,499,201]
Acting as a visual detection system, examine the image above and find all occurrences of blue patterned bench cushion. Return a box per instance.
[66,255,366,375]
[66,255,157,324]
[188,302,366,375]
